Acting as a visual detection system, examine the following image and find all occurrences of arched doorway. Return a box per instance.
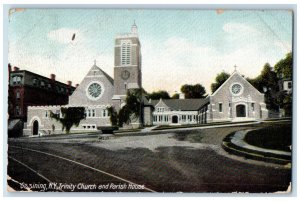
[236,104,246,117]
[172,115,178,124]
[33,120,39,135]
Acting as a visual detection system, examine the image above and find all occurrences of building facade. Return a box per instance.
[145,70,268,126]
[23,23,142,136]
[8,65,76,121]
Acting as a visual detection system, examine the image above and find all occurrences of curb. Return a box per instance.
[222,131,291,165]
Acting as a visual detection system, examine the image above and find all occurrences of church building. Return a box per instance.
[23,23,142,136]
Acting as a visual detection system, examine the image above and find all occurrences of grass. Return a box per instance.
[244,123,292,152]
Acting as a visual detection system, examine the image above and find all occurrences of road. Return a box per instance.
[7,123,291,193]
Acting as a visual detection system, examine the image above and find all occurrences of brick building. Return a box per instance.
[8,64,76,121]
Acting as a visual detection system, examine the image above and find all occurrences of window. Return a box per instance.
[45,111,48,118]
[182,115,186,122]
[41,81,45,87]
[288,82,292,89]
[32,78,37,86]
[12,76,22,85]
[121,41,131,65]
[16,76,22,84]
[219,103,223,112]
[16,91,20,99]
[15,106,20,115]
[12,76,17,85]
[102,109,108,117]
[86,109,97,117]
[157,107,165,113]
[251,103,255,111]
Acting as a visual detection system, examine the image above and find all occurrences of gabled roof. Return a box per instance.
[149,98,209,111]
[211,70,263,96]
[87,64,114,85]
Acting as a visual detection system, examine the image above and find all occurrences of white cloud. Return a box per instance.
[9,35,114,86]
[223,22,259,35]
[142,34,288,94]
[274,40,292,54]
[48,28,81,44]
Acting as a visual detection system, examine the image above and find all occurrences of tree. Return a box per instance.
[171,93,179,99]
[118,89,142,127]
[107,106,118,126]
[180,84,206,99]
[50,107,85,133]
[147,90,170,100]
[247,63,279,110]
[211,71,230,93]
[274,52,293,116]
[248,63,278,92]
[275,52,292,79]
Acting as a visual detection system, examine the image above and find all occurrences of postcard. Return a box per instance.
[7,8,292,193]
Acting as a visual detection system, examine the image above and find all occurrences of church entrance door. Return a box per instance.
[172,115,178,124]
[33,120,39,135]
[236,104,246,117]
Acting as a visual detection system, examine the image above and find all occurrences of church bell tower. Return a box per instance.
[112,22,142,105]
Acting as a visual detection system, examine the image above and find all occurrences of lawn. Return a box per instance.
[244,123,292,152]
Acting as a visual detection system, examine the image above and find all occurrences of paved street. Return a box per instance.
[7,123,291,193]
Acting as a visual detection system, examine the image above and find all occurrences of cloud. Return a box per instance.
[9,34,114,86]
[142,33,290,94]
[223,22,259,35]
[274,40,292,54]
[48,28,81,44]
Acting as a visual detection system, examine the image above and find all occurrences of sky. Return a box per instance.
[8,9,293,94]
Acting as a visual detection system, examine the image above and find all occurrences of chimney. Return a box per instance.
[13,66,20,71]
[179,93,185,99]
[50,74,56,81]
[8,64,12,82]
[67,81,72,86]
[75,84,79,88]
